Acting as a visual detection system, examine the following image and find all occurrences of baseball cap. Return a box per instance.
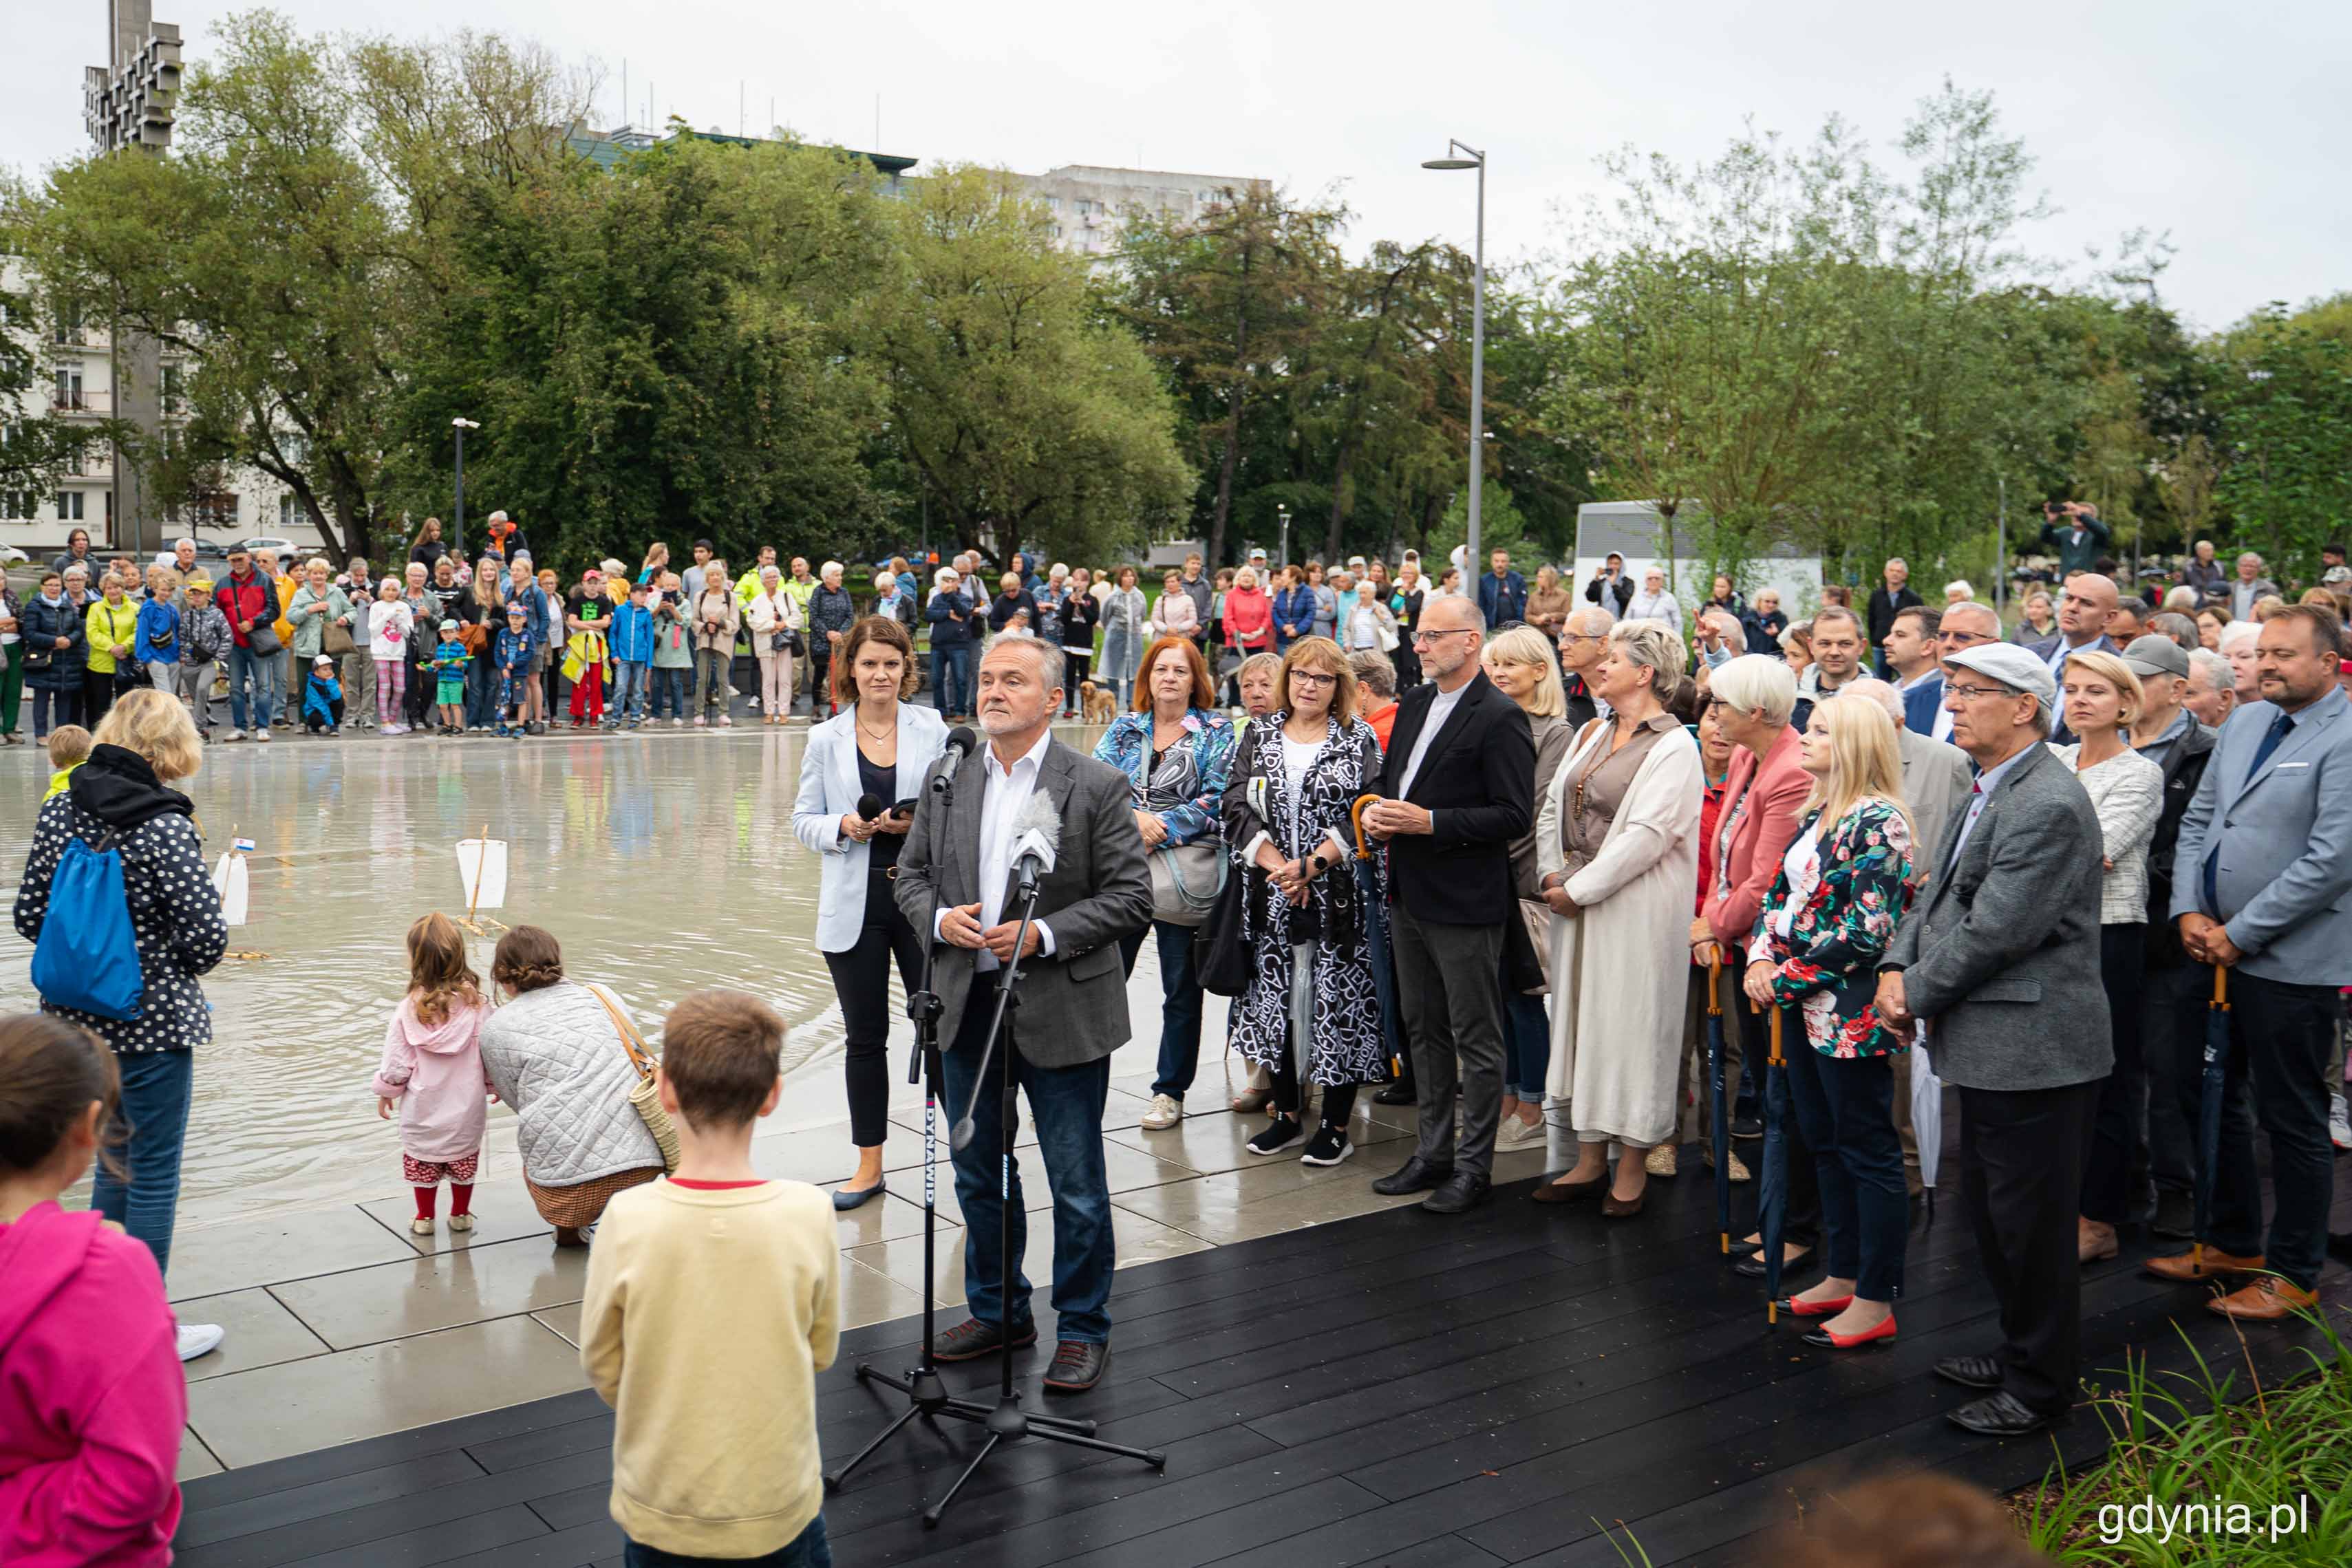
[1943,642,2057,711]
[314,654,335,667]
[2323,566,2351,586]
[2119,634,2190,682]
[505,602,528,616]
[186,574,213,592]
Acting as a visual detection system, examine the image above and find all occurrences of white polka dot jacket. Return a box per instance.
[12,747,228,1053]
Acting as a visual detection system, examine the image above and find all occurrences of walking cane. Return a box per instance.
[2192,965,2232,1274]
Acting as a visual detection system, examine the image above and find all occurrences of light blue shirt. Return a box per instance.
[1947,742,2029,872]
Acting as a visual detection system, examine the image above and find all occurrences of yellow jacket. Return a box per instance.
[84,599,141,675]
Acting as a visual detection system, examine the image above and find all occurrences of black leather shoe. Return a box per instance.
[1934,1353,2004,1390]
[1422,1172,1490,1214]
[930,1316,1036,1362]
[1042,1340,1109,1393]
[1371,1156,1453,1196]
[1732,1245,1816,1280]
[1947,1390,2062,1437]
[1373,1081,1418,1106]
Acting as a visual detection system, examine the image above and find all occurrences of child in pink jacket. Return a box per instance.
[372,913,495,1236]
[0,1014,185,1568]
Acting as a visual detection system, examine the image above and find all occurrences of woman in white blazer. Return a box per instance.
[791,615,950,1210]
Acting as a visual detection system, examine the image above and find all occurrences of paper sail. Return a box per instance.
[456,838,509,912]
[211,851,249,927]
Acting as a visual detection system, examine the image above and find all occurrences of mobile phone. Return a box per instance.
[891,799,918,818]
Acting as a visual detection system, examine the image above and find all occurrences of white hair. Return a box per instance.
[2219,621,2260,654]
[820,560,844,581]
[1942,601,2001,638]
[2187,648,2231,692]
[174,537,196,552]
[1943,580,1974,601]
[1563,605,1616,638]
[873,571,897,593]
[981,629,1060,683]
[1709,654,1798,726]
[1609,620,1684,700]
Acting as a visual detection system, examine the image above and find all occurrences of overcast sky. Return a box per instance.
[7,1,2345,334]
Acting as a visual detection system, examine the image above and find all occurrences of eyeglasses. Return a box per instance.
[1943,683,2018,705]
[1290,671,1337,687]
[1411,627,1476,646]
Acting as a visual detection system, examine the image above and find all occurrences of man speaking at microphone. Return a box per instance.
[896,633,1151,1392]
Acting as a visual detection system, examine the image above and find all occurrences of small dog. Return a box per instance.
[1079,680,1117,725]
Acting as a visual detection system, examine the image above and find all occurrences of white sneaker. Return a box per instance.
[1139,1093,1184,1131]
[223,729,245,742]
[1495,1114,1548,1150]
[694,716,706,727]
[718,715,732,727]
[409,1215,434,1236]
[254,729,271,744]
[2331,1093,2351,1153]
[175,1322,225,1362]
[448,1212,474,1233]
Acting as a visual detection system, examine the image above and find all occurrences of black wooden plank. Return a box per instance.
[173,1451,487,1549]
[528,1481,608,1533]
[420,1519,626,1567]
[273,1503,548,1568]
[1012,1475,1380,1568]
[462,1414,614,1475]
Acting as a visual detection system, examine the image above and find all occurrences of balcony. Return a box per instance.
[50,390,111,416]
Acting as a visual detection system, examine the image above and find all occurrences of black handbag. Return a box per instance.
[1193,861,1257,998]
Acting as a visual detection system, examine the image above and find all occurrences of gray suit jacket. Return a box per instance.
[1883,740,2110,1091]
[2168,687,2352,985]
[1896,727,1973,880]
[895,737,1153,1068]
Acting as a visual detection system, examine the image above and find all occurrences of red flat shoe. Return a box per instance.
[1802,1315,1897,1350]
[1775,1293,1854,1318]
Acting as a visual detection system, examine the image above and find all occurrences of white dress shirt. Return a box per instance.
[1398,680,1468,799]
[937,727,1058,969]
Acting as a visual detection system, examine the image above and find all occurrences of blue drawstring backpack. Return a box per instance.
[30,833,145,1020]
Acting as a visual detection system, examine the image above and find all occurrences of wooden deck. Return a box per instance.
[172,1149,2351,1567]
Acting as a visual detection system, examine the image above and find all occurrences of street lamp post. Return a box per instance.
[451,418,480,559]
[1422,140,1486,573]
[1276,504,1291,569]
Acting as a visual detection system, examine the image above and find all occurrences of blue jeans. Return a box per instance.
[226,644,277,730]
[1784,1035,1905,1302]
[626,1515,829,1567]
[91,1047,194,1279]
[650,666,688,719]
[931,643,970,715]
[939,976,1115,1342]
[612,660,650,720]
[1503,990,1550,1101]
[464,653,498,729]
[1120,919,1204,1101]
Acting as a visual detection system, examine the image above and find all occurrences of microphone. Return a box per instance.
[930,726,979,793]
[855,792,886,824]
[1010,791,1062,896]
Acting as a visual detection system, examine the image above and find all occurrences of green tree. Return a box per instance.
[859,166,1193,570]
[2210,301,2352,572]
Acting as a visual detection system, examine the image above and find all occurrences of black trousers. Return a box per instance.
[820,868,926,1148]
[2172,970,2338,1291]
[2079,923,2148,1225]
[1958,1078,2099,1416]
[2140,959,2201,1197]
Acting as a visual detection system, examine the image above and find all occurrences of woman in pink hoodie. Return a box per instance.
[371,914,494,1236]
[0,1013,186,1567]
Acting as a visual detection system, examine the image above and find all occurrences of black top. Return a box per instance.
[858,746,902,870]
[1376,671,1536,926]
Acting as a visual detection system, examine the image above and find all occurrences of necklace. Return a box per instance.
[856,709,895,744]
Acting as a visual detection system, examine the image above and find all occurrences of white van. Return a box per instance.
[1572,502,1821,621]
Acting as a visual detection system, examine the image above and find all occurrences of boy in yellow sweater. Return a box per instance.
[579,990,839,1566]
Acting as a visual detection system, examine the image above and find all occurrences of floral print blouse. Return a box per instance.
[1093,707,1235,847]
[1748,796,1914,1059]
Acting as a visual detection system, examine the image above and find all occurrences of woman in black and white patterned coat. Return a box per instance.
[1223,636,1387,1168]
[12,688,228,1361]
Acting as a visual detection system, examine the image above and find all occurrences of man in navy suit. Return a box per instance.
[2025,573,2121,744]
[1883,604,1942,727]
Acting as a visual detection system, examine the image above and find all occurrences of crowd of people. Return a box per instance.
[6,511,2352,1562]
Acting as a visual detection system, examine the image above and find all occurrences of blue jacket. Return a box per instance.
[608,601,656,665]
[1091,707,1236,847]
[135,599,181,665]
[495,625,537,672]
[1271,585,1316,645]
[1477,570,1528,628]
[926,590,976,647]
[303,671,342,725]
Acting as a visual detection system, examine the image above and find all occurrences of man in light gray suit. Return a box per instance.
[2148,603,2352,1322]
[896,634,1152,1390]
[1847,677,1974,1203]
[1877,643,2109,1438]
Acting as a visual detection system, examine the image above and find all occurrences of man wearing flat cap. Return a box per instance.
[1877,642,2108,1438]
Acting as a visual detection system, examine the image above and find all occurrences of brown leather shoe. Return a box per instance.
[1600,1187,1646,1218]
[1532,1171,1607,1205]
[2144,1247,2265,1282]
[2206,1277,2320,1322]
[2078,1219,2119,1263]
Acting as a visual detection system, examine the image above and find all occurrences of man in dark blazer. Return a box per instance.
[897,634,1152,1390]
[1362,594,1535,1213]
[2024,572,2121,745]
[1878,642,2109,1438]
[1865,557,1923,678]
[2150,605,2352,1322]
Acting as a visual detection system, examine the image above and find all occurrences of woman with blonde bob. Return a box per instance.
[1741,694,1914,1348]
[2047,648,2162,1263]
[11,689,228,1360]
[1533,620,1702,1214]
[1482,625,1574,1147]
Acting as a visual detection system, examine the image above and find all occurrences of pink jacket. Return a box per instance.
[0,1202,185,1567]
[371,993,493,1163]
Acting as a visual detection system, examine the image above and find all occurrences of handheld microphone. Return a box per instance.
[930,726,979,793]
[855,792,886,824]
[1010,791,1062,897]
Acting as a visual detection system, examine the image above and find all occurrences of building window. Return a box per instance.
[1046,197,1061,211]
[53,370,84,411]
[161,362,184,414]
[0,491,29,520]
[280,494,296,530]
[1049,224,1062,240]
[57,491,85,521]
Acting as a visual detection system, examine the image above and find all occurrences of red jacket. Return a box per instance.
[1703,723,1811,950]
[1222,587,1274,651]
[215,572,273,649]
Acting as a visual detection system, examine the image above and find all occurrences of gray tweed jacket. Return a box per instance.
[1882,738,2111,1092]
[895,737,1152,1069]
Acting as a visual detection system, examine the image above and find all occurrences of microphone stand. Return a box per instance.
[917,861,1165,1527]
[824,757,1152,1529]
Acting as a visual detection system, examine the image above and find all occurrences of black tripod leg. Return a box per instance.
[823,1401,924,1492]
[1014,1426,1168,1466]
[923,1432,1001,1528]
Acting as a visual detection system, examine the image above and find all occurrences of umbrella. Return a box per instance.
[1350,795,1404,1077]
[1708,958,1731,1254]
[1757,1000,1790,1324]
[2193,966,2231,1271]
[1909,1026,1943,1220]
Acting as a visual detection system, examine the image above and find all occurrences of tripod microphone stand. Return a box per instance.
[824,766,1160,1529]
